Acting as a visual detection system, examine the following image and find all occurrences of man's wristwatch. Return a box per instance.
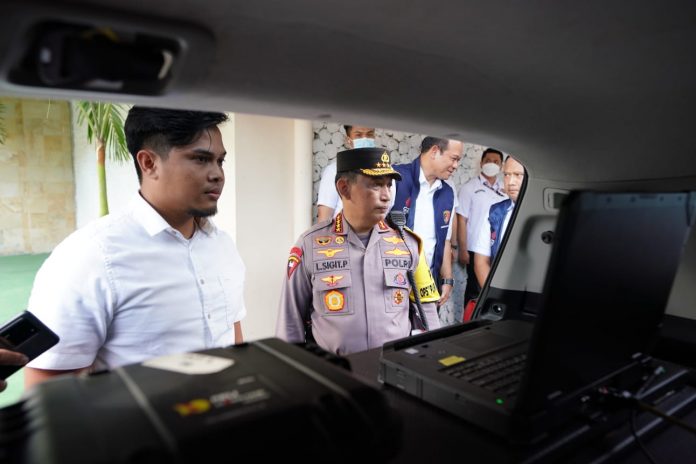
[440,278,455,286]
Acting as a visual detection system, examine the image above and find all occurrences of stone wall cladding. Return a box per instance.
[0,98,75,255]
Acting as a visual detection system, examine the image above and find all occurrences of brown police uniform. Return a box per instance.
[276,147,441,355]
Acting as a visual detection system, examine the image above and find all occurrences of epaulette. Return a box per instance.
[403,226,423,255]
[298,218,333,240]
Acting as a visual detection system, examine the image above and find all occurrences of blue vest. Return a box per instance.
[392,158,455,279]
[488,199,513,259]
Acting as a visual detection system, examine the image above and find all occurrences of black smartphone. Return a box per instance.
[0,311,59,380]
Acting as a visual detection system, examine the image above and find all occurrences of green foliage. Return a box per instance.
[75,101,130,216]
[75,101,130,163]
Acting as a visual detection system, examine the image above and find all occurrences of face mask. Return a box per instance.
[481,162,501,177]
[352,137,376,149]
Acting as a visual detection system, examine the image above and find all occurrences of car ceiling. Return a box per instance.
[1,0,695,183]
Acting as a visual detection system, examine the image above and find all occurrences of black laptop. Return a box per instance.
[379,191,695,442]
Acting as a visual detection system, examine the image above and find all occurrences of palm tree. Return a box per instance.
[75,101,130,216]
[0,101,7,145]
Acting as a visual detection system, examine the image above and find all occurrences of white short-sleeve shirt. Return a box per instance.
[413,169,457,267]
[457,174,507,251]
[471,201,515,257]
[318,160,397,219]
[317,162,342,217]
[27,194,247,371]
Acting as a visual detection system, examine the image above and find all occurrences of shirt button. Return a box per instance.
[200,279,205,285]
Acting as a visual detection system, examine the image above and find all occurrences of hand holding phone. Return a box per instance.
[0,311,59,380]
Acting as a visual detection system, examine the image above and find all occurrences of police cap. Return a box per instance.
[335,148,402,180]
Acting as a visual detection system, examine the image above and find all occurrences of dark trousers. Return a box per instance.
[464,250,481,307]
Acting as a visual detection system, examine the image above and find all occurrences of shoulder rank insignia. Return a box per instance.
[317,248,344,258]
[377,220,389,231]
[287,246,303,278]
[334,213,344,234]
[383,236,404,245]
[321,275,344,287]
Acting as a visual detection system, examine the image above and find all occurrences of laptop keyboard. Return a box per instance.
[445,351,527,397]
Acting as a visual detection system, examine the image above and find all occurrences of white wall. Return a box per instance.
[232,115,312,341]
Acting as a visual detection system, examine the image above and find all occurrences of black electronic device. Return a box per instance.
[2,337,401,463]
[380,191,695,443]
[0,310,59,379]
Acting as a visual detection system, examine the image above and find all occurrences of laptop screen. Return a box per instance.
[517,192,694,414]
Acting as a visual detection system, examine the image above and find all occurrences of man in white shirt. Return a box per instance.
[316,125,376,222]
[455,148,507,307]
[472,156,526,287]
[25,107,247,388]
[392,137,463,307]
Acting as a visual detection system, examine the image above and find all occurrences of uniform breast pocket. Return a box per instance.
[313,272,353,317]
[383,268,410,313]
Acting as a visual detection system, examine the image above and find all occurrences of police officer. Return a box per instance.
[276,147,441,355]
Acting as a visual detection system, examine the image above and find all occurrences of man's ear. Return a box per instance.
[336,178,351,200]
[136,150,159,179]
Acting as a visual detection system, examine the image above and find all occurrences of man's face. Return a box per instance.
[152,126,226,219]
[480,151,503,169]
[345,174,392,224]
[346,126,376,147]
[431,140,463,180]
[502,157,525,203]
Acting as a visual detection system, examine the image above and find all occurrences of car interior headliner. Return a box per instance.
[1,0,695,183]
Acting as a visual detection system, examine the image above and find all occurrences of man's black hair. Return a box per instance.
[481,148,504,163]
[125,106,229,182]
[420,136,449,155]
[343,125,353,136]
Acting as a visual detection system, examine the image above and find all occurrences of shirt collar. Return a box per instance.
[478,173,504,192]
[131,193,217,237]
[419,167,442,192]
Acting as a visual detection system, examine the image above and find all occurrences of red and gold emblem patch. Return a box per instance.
[287,246,303,278]
[325,290,345,311]
[393,289,405,305]
[443,210,451,224]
